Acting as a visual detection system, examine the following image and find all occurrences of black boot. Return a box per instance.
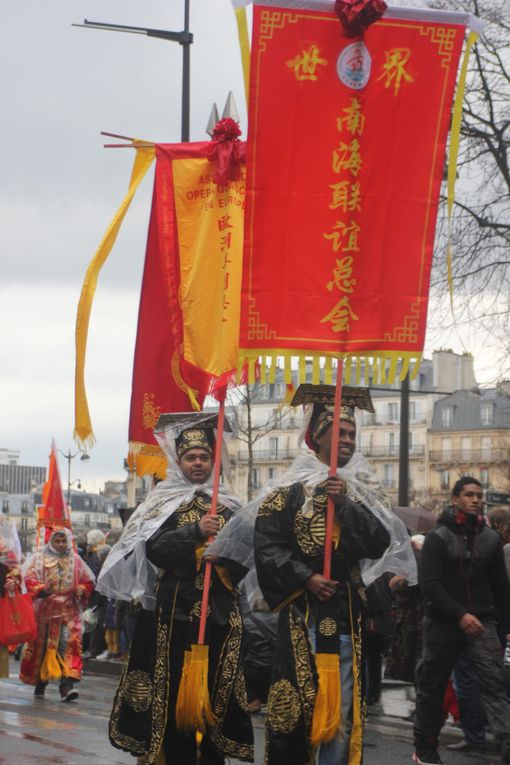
[34,681,47,697]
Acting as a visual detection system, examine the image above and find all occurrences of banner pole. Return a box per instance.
[198,397,225,645]
[323,360,343,580]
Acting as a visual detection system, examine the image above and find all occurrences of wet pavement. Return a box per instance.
[0,658,502,764]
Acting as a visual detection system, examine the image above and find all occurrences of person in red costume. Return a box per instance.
[20,528,95,701]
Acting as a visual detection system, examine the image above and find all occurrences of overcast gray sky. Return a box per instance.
[0,0,501,491]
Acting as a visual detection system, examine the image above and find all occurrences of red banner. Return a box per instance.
[37,442,72,545]
[240,5,467,383]
[128,142,245,476]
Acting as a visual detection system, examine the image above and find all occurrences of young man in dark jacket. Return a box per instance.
[413,476,510,765]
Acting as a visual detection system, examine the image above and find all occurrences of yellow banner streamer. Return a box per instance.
[235,7,250,108]
[446,31,478,311]
[74,146,155,447]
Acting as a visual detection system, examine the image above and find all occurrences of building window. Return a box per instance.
[2,500,8,514]
[388,432,398,455]
[383,464,393,487]
[410,401,422,423]
[461,437,471,458]
[481,404,493,426]
[481,437,491,459]
[440,469,450,491]
[268,467,276,482]
[272,408,282,428]
[387,402,398,422]
[480,468,489,487]
[259,385,270,400]
[21,501,29,514]
[275,382,286,400]
[441,407,453,427]
[269,437,279,459]
[251,468,261,490]
[21,518,28,530]
[442,437,451,458]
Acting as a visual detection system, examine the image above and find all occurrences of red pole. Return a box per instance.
[323,361,343,580]
[197,398,225,645]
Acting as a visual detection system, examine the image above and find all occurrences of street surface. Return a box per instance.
[0,658,502,764]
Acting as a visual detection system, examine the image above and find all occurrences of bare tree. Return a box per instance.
[429,0,510,376]
[227,382,295,500]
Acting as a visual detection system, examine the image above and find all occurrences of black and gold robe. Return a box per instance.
[109,492,254,764]
[254,480,390,765]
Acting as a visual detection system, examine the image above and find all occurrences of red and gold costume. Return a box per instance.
[20,530,94,686]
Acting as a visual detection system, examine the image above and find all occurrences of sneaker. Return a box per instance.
[412,750,442,765]
[34,682,46,697]
[500,737,510,764]
[61,689,79,702]
[95,650,110,660]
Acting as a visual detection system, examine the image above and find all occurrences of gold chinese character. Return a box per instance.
[337,98,365,136]
[320,297,359,333]
[377,48,413,95]
[329,181,361,212]
[323,220,361,253]
[286,45,327,81]
[327,256,357,293]
[332,139,362,176]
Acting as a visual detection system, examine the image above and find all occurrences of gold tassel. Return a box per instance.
[175,644,215,733]
[0,645,9,678]
[310,652,342,745]
[40,647,65,681]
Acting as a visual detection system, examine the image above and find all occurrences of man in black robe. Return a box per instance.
[254,384,391,765]
[108,415,253,765]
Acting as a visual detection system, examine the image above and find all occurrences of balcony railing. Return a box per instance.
[236,448,300,462]
[429,448,507,464]
[360,445,425,458]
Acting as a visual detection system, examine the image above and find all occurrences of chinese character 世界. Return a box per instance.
[332,139,362,176]
[377,48,413,96]
[320,297,359,333]
[328,181,361,212]
[324,220,361,253]
[336,98,365,136]
[286,45,327,81]
[327,256,357,293]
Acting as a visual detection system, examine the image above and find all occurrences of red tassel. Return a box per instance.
[334,0,387,38]
[205,118,246,186]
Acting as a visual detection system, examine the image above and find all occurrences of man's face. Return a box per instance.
[52,534,68,553]
[316,420,356,467]
[178,448,214,484]
[452,484,483,514]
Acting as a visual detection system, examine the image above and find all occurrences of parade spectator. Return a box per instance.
[85,529,106,578]
[365,574,394,706]
[413,477,510,765]
[99,413,253,765]
[0,518,23,677]
[241,595,278,713]
[488,507,510,580]
[20,529,95,701]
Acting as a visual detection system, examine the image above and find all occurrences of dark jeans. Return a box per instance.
[414,617,510,750]
[453,652,486,746]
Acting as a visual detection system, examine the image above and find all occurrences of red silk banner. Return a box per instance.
[128,142,246,476]
[37,442,72,545]
[240,4,467,384]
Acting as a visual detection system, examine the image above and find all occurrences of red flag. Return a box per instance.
[239,4,470,384]
[37,442,71,545]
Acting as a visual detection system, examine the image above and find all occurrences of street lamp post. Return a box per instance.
[73,0,193,141]
[57,449,90,507]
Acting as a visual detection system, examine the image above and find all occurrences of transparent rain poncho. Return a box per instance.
[207,446,417,605]
[97,414,241,610]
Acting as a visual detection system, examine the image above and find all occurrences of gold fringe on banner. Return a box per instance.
[446,30,478,312]
[239,351,423,388]
[127,441,167,479]
[74,146,155,448]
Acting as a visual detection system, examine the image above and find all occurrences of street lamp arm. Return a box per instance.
[74,20,193,45]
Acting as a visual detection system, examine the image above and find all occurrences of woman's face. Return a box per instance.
[52,534,68,553]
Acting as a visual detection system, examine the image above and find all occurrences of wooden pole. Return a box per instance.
[197,398,225,645]
[323,360,343,580]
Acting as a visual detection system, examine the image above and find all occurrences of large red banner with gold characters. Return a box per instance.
[239,2,470,384]
[128,142,245,476]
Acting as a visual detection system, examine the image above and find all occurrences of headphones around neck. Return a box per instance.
[453,509,484,530]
